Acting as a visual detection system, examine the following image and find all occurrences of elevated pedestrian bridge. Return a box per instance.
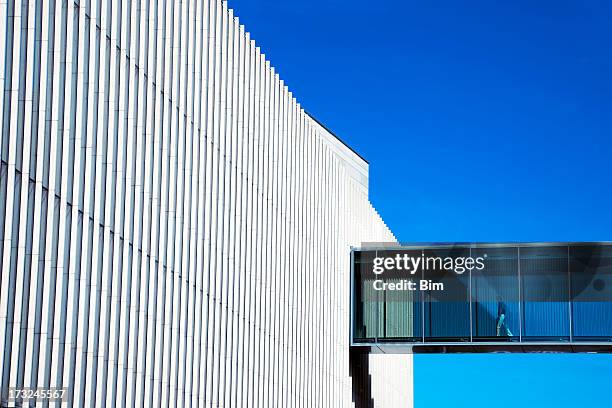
[350,242,612,353]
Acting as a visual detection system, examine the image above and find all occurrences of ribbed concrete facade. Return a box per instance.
[0,0,411,407]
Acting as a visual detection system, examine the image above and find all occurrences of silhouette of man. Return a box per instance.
[496,297,513,337]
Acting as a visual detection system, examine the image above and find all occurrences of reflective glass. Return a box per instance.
[571,245,612,340]
[471,247,519,341]
[422,247,470,341]
[521,246,570,340]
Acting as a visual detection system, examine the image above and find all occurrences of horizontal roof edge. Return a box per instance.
[353,241,612,250]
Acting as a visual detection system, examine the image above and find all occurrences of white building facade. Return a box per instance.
[0,0,412,406]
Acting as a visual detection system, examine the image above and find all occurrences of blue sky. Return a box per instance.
[228,0,612,406]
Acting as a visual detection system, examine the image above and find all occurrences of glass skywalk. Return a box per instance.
[351,243,612,353]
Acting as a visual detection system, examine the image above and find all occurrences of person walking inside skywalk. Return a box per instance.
[496,298,513,337]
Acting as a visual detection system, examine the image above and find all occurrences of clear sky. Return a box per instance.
[227,0,612,406]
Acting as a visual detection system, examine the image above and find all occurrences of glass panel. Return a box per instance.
[471,247,519,341]
[571,245,612,340]
[352,251,378,342]
[521,246,570,340]
[379,249,422,341]
[423,247,470,341]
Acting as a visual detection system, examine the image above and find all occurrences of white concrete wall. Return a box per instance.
[0,0,411,406]
[370,354,414,408]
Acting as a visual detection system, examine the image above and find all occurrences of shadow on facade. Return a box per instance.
[349,347,373,408]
